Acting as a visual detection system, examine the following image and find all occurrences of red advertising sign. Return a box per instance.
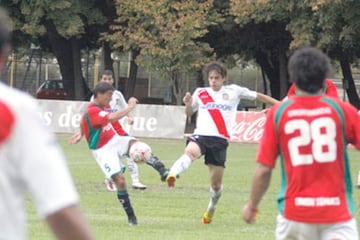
[231,111,266,143]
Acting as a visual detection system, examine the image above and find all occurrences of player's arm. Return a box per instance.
[107,97,138,122]
[183,92,194,117]
[242,163,272,224]
[256,92,280,106]
[46,205,94,240]
[113,91,134,124]
[69,117,84,144]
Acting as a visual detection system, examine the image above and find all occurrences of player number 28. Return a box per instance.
[285,117,337,166]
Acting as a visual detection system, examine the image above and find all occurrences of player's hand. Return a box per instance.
[183,92,192,105]
[128,97,138,109]
[69,132,83,144]
[127,116,134,125]
[241,203,258,224]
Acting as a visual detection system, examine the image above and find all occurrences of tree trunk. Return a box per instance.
[339,56,360,109]
[47,27,89,100]
[102,42,114,73]
[278,47,288,99]
[126,49,139,99]
[71,38,88,100]
[255,51,281,100]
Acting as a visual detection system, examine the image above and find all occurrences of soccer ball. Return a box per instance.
[129,141,152,163]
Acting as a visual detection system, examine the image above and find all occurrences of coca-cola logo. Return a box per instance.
[231,112,266,143]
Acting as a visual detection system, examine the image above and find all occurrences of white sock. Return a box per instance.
[169,154,192,176]
[126,157,140,184]
[207,185,223,212]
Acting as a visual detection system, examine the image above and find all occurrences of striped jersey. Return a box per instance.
[90,89,128,136]
[257,95,360,223]
[191,84,257,139]
[81,103,116,149]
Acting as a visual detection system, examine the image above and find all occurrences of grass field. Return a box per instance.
[27,134,360,239]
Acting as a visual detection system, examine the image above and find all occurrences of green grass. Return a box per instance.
[27,134,360,239]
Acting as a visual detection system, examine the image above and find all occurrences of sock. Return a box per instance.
[146,154,168,177]
[207,185,223,212]
[126,157,140,184]
[169,154,192,176]
[117,190,135,217]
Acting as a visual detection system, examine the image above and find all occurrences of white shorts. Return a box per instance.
[91,135,136,179]
[276,214,358,240]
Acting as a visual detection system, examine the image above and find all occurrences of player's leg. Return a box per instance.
[275,214,318,240]
[104,177,117,192]
[321,218,358,240]
[93,143,138,226]
[126,157,147,190]
[203,164,224,224]
[166,140,201,187]
[112,172,138,226]
[145,154,170,182]
[201,136,228,224]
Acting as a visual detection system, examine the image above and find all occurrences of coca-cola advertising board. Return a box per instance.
[231,111,266,143]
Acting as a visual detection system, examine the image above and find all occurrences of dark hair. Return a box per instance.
[102,69,114,78]
[93,82,114,97]
[288,46,330,93]
[204,61,227,79]
[0,8,12,53]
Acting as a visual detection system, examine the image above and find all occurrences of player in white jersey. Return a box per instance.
[166,61,279,224]
[71,70,170,191]
[0,8,93,240]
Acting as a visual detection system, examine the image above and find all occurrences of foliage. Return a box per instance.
[111,0,221,104]
[113,0,218,71]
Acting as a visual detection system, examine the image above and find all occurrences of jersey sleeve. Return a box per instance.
[111,90,128,110]
[324,79,339,98]
[13,95,79,218]
[232,84,257,101]
[287,83,296,97]
[191,88,200,112]
[256,106,279,168]
[87,106,110,129]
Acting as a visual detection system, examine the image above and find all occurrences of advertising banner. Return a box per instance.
[37,100,187,139]
[230,111,266,143]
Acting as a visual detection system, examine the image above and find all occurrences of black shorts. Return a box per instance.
[187,135,228,167]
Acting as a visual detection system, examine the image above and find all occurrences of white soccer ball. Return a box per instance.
[129,141,152,163]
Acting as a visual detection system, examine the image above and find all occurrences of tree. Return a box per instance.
[111,0,220,104]
[3,0,110,100]
[285,0,360,108]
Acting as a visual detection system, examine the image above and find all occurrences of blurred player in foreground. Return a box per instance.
[0,8,94,240]
[71,70,169,191]
[166,61,279,224]
[242,46,360,240]
[75,81,143,225]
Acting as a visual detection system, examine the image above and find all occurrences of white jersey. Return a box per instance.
[191,84,257,139]
[90,89,127,111]
[0,83,79,240]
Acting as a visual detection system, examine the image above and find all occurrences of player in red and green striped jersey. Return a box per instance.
[242,47,360,240]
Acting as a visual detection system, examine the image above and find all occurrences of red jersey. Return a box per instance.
[287,79,339,98]
[81,103,116,149]
[257,95,360,223]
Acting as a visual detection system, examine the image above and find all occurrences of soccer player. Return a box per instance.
[78,81,141,225]
[242,46,360,240]
[287,78,338,98]
[0,8,94,240]
[71,70,169,191]
[166,61,279,224]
